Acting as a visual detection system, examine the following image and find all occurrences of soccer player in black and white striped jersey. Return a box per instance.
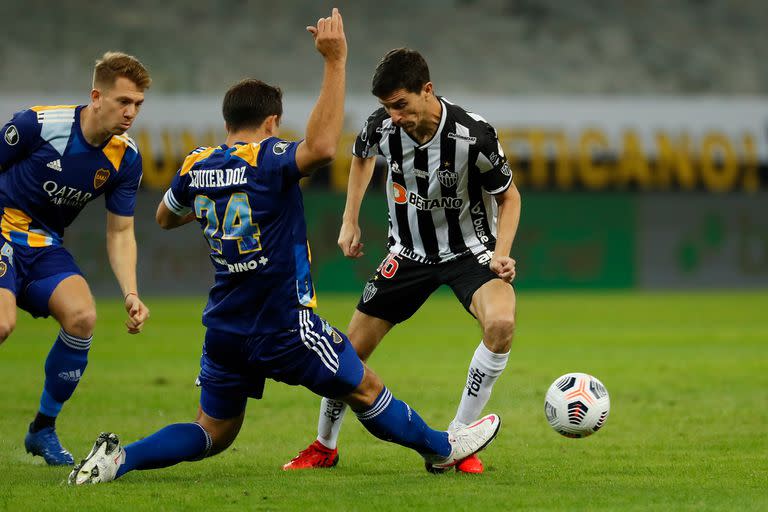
[284,49,520,474]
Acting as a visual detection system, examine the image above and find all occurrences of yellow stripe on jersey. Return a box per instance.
[30,105,78,112]
[180,147,217,176]
[103,136,129,171]
[231,143,261,167]
[1,208,53,247]
[305,291,318,309]
[1,208,30,241]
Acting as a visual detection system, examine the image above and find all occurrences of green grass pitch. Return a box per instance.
[0,290,766,511]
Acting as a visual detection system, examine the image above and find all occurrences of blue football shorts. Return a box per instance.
[198,309,365,420]
[0,235,82,317]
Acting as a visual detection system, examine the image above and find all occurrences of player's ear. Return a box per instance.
[423,82,433,97]
[90,88,101,109]
[264,115,280,136]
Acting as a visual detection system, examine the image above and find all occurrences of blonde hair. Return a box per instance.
[92,51,151,90]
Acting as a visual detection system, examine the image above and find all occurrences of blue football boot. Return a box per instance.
[25,426,75,466]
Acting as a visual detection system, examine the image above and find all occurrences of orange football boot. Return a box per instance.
[282,441,339,470]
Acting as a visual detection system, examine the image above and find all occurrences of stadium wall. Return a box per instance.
[3,95,764,295]
[2,95,767,192]
[60,191,768,300]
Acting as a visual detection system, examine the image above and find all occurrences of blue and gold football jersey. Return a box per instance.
[0,105,142,247]
[163,137,315,336]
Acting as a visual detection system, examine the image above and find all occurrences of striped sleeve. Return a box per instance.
[352,108,387,158]
[472,118,512,195]
[163,170,192,215]
[163,189,191,216]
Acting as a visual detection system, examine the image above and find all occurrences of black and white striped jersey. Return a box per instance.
[352,97,513,264]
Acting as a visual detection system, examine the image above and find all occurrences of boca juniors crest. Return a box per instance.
[0,261,6,278]
[94,168,110,189]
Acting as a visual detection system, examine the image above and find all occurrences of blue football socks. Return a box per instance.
[355,387,450,457]
[116,423,212,478]
[39,329,91,418]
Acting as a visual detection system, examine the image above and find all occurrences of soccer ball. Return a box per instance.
[544,372,610,438]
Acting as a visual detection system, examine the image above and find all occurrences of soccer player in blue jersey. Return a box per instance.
[68,9,500,485]
[0,52,151,466]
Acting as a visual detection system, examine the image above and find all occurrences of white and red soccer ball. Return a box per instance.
[544,372,610,438]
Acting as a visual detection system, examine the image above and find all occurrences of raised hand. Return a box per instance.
[306,7,347,63]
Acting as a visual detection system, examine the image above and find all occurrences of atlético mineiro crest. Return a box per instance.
[362,282,377,303]
[94,168,110,189]
[437,165,457,187]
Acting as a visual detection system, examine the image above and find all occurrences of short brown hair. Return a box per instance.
[93,51,151,90]
[222,79,283,132]
[371,48,430,98]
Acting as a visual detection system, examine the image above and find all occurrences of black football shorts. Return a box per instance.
[355,251,507,324]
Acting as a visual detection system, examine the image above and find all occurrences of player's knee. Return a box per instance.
[62,307,97,337]
[206,425,240,457]
[208,434,235,456]
[195,414,243,458]
[483,314,515,352]
[344,368,384,410]
[0,318,15,344]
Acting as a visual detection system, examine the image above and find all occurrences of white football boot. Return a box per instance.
[424,414,501,473]
[68,432,125,485]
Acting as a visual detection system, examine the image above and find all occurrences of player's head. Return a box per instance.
[371,48,434,132]
[222,79,283,135]
[90,51,151,135]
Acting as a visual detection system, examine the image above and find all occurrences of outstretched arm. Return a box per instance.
[294,8,347,174]
[106,211,150,333]
[490,182,521,282]
[338,155,376,258]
